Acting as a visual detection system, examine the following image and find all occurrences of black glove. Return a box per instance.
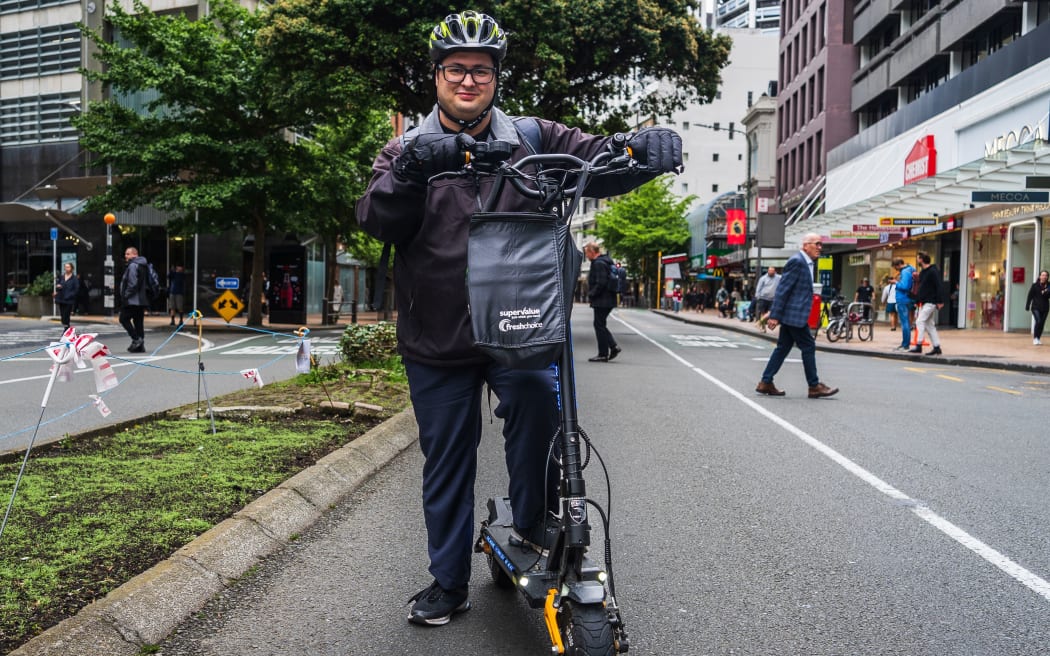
[393,133,465,183]
[627,127,684,174]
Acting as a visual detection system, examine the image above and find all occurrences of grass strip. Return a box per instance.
[0,361,407,652]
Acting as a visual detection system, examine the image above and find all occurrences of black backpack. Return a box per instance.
[140,262,161,301]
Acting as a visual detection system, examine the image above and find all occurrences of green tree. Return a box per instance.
[592,175,693,301]
[288,111,392,305]
[74,0,385,325]
[258,0,732,132]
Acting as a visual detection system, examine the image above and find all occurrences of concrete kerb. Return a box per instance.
[10,407,419,656]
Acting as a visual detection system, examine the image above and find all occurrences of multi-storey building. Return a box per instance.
[716,0,782,31]
[787,0,1050,332]
[775,0,856,224]
[0,0,325,318]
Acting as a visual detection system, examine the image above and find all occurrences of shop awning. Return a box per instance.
[787,140,1050,246]
[0,202,94,250]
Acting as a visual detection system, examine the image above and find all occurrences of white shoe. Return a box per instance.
[1035,338,1042,345]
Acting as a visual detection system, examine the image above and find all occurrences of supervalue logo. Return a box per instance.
[498,306,543,332]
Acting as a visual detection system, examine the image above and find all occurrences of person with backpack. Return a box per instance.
[356,10,682,627]
[119,246,153,353]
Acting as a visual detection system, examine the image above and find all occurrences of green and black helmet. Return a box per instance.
[429,11,507,64]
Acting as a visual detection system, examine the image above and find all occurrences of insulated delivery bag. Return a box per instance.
[467,212,583,369]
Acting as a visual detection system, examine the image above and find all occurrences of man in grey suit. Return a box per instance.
[755,233,839,398]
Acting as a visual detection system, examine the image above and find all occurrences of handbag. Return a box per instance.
[467,212,582,369]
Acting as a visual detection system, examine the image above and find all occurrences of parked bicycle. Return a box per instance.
[826,299,874,342]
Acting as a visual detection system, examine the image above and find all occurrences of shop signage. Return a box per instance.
[832,231,880,239]
[904,136,936,185]
[971,191,1049,203]
[907,217,960,237]
[985,123,1044,158]
[879,217,939,226]
[848,254,869,266]
[855,224,912,232]
[661,253,689,264]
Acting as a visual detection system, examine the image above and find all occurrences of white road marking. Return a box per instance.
[615,314,1050,603]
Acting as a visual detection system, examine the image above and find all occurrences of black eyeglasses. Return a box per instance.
[437,64,497,85]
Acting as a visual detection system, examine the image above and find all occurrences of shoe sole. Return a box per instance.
[407,600,471,626]
[809,390,839,399]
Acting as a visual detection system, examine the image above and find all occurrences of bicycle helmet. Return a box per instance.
[429,11,507,64]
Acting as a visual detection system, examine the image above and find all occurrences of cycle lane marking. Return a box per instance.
[616,313,1050,604]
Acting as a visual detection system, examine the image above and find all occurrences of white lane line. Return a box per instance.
[615,314,1050,603]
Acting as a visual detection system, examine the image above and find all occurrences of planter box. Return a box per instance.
[16,295,52,318]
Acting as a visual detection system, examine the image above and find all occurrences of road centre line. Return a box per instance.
[986,385,1022,396]
[937,374,964,382]
[614,314,1050,603]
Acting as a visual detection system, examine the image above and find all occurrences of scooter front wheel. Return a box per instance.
[560,601,616,656]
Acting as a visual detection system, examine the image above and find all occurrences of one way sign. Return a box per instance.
[211,290,244,323]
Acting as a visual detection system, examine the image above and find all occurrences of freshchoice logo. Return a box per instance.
[499,318,543,332]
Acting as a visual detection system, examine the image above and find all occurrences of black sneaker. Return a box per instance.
[510,514,560,556]
[608,345,622,361]
[407,580,470,626]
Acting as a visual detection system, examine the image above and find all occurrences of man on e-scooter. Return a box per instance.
[356,9,682,627]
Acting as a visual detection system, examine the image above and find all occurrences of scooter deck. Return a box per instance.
[478,497,605,609]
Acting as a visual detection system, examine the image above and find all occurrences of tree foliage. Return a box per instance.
[258,0,732,131]
[73,0,387,325]
[592,176,693,292]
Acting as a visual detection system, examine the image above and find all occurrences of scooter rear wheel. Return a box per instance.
[486,552,515,589]
[560,601,615,656]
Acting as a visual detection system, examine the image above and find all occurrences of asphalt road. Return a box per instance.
[0,319,346,456]
[156,308,1050,655]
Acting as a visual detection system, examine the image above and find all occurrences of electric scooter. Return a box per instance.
[447,133,637,655]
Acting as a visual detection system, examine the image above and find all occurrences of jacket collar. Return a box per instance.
[417,106,521,146]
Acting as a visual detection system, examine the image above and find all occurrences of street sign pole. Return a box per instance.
[51,227,58,318]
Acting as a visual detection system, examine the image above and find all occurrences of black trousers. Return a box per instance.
[404,359,559,590]
[592,305,617,356]
[119,305,145,341]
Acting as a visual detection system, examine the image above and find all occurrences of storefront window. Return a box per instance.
[967,225,1007,329]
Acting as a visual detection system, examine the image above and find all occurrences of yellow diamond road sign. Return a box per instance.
[212,289,244,323]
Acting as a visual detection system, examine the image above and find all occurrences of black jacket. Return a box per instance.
[915,264,944,304]
[587,255,618,308]
[1026,282,1050,314]
[356,106,659,366]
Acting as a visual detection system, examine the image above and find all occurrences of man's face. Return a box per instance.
[124,249,135,262]
[585,248,598,261]
[800,237,822,261]
[767,267,776,277]
[435,51,497,123]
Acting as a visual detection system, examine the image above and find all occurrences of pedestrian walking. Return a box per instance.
[753,266,780,330]
[893,257,917,350]
[910,252,944,355]
[1025,269,1050,345]
[355,9,681,628]
[119,247,151,353]
[585,243,622,361]
[53,262,79,329]
[755,233,839,398]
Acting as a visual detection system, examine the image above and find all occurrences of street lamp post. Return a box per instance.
[104,212,116,316]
